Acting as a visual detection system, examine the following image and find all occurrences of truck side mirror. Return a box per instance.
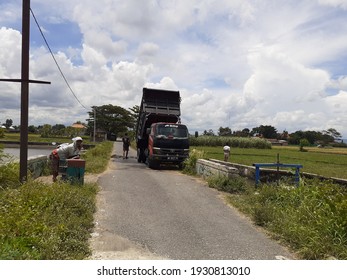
[146,128,151,134]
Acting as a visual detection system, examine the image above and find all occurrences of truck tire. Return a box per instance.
[148,158,159,169]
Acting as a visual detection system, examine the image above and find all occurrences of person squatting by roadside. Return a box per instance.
[122,133,130,159]
[50,137,83,182]
[223,144,231,162]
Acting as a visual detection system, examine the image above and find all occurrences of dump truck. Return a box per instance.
[136,87,189,169]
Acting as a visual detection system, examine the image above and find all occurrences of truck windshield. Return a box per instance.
[156,124,188,138]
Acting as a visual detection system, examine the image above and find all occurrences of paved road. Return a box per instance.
[90,141,294,260]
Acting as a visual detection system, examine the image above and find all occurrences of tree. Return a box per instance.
[218,127,232,136]
[251,125,278,139]
[242,128,250,136]
[5,119,13,129]
[232,128,250,137]
[128,105,140,131]
[323,128,342,142]
[289,130,336,145]
[28,125,37,133]
[40,124,52,138]
[87,104,136,138]
[203,129,215,136]
[51,124,66,136]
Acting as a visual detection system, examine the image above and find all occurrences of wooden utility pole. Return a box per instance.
[20,0,30,182]
[0,0,50,182]
[93,107,96,142]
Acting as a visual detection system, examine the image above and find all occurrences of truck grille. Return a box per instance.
[160,148,186,155]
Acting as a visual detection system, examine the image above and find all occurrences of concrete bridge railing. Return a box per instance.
[196,158,347,187]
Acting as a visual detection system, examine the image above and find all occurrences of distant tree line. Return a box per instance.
[202,126,343,146]
[1,104,138,140]
[1,110,344,146]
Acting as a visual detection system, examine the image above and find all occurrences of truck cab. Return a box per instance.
[147,123,189,169]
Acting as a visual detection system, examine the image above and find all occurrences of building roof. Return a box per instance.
[71,123,86,129]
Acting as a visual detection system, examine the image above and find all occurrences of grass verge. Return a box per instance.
[227,179,347,259]
[183,150,347,259]
[0,141,114,259]
[0,181,97,259]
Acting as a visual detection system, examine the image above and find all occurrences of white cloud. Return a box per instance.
[0,27,22,75]
[0,2,21,25]
[318,0,347,9]
[1,0,347,138]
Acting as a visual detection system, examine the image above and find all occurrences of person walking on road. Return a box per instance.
[122,133,130,159]
[49,137,83,182]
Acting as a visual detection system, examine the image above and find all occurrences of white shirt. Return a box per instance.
[56,142,81,159]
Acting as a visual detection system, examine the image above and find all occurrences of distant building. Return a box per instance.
[266,138,288,146]
[71,123,86,129]
[71,123,86,136]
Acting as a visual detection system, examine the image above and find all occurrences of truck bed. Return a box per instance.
[141,88,180,116]
[136,87,182,140]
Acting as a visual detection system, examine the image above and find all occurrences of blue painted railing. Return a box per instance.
[253,163,303,186]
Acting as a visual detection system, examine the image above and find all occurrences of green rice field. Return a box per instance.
[193,145,347,180]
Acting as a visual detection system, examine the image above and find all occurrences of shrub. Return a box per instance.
[228,179,347,259]
[0,162,21,190]
[82,141,113,173]
[0,180,97,259]
[0,141,114,259]
[299,138,310,152]
[182,149,205,175]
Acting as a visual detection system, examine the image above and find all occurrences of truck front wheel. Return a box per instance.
[148,158,159,169]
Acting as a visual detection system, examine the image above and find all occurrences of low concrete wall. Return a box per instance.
[197,159,347,187]
[300,172,347,186]
[196,159,239,179]
[0,141,95,149]
[28,155,49,179]
[208,159,256,179]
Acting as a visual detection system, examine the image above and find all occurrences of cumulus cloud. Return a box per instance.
[319,0,347,9]
[1,0,347,138]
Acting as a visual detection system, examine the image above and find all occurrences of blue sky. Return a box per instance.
[1,0,347,137]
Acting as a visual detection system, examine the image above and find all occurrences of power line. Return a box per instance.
[30,8,88,110]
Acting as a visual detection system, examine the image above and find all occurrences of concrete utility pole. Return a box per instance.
[86,107,96,142]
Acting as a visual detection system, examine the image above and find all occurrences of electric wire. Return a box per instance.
[30,8,88,110]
